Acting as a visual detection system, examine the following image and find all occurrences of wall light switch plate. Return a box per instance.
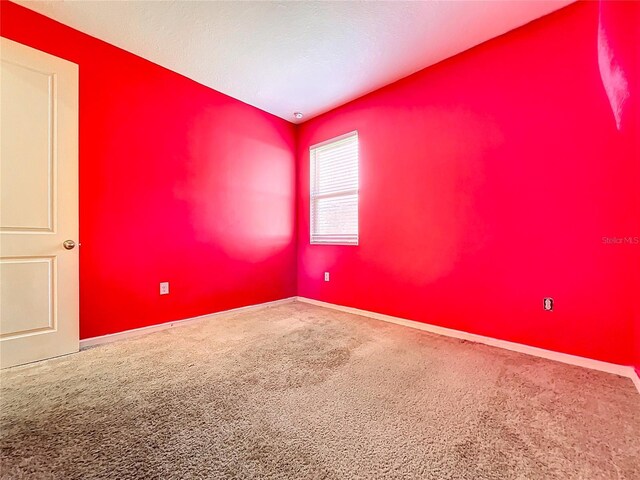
[543,297,553,311]
[324,272,330,282]
[160,282,170,295]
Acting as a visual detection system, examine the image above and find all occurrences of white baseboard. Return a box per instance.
[632,370,640,395]
[79,294,640,396]
[296,296,640,394]
[80,297,296,349]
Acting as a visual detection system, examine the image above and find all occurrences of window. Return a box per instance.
[310,131,359,245]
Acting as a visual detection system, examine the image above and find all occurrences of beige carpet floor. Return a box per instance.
[1,301,639,479]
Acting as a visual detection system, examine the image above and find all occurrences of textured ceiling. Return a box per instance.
[16,0,574,123]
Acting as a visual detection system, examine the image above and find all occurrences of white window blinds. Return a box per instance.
[310,131,359,245]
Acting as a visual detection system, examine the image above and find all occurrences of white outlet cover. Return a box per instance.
[160,282,170,295]
[324,272,330,282]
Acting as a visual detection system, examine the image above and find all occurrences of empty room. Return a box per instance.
[0,0,639,478]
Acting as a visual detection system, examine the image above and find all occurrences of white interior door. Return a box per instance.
[0,38,79,369]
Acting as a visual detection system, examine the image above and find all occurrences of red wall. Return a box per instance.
[597,0,639,374]
[296,1,639,365]
[1,1,297,339]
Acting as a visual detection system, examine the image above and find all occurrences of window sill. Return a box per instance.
[310,241,359,246]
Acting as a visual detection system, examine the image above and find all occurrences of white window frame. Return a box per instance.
[310,131,359,246]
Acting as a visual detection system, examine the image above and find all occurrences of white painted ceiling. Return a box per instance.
[16,0,574,123]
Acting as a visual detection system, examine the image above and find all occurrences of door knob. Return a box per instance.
[63,240,76,250]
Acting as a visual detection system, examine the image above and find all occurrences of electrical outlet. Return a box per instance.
[160,282,170,295]
[324,272,330,282]
[543,297,553,311]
